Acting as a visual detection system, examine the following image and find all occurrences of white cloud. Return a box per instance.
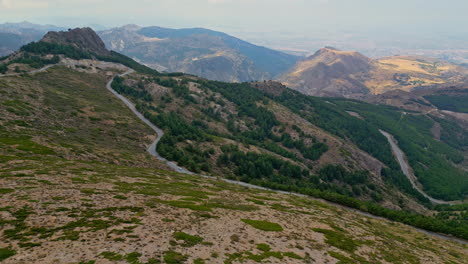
[207,0,231,3]
[0,0,12,8]
[0,0,48,9]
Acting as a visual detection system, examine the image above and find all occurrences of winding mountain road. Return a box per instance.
[106,70,194,175]
[379,130,455,205]
[106,69,467,245]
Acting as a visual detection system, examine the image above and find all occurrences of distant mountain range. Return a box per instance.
[279,47,468,98]
[1,22,468,98]
[98,24,299,82]
[0,22,65,56]
[0,22,299,82]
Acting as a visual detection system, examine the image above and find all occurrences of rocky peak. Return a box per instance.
[315,46,340,54]
[41,27,110,56]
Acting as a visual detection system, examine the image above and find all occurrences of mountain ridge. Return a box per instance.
[279,47,468,98]
[98,24,299,82]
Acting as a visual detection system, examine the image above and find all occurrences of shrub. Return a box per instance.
[241,219,283,232]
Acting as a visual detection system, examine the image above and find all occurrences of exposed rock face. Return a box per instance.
[41,27,110,56]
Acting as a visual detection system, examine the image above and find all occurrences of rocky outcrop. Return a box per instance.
[41,27,110,56]
[251,80,288,96]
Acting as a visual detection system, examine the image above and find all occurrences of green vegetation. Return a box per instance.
[112,76,153,102]
[163,251,187,264]
[424,94,468,113]
[173,232,204,247]
[96,51,161,76]
[0,188,14,194]
[0,136,56,155]
[274,90,467,201]
[21,41,92,60]
[193,259,205,264]
[100,251,150,264]
[312,228,362,252]
[6,41,161,76]
[241,219,283,231]
[224,245,302,264]
[135,77,330,176]
[256,243,271,252]
[328,251,356,264]
[0,63,7,74]
[218,144,307,181]
[143,110,212,173]
[0,248,16,261]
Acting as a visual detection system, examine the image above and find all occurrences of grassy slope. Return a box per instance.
[367,56,465,94]
[0,67,159,168]
[1,158,467,264]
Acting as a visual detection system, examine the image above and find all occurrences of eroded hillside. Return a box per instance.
[279,47,468,98]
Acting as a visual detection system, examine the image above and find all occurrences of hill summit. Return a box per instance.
[41,27,110,56]
[279,47,468,98]
[278,47,371,97]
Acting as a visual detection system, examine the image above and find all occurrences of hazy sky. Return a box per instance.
[1,0,467,34]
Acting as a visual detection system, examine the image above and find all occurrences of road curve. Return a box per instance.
[379,130,454,205]
[106,70,194,174]
[106,69,466,245]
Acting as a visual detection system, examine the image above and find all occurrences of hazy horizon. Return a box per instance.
[2,0,468,59]
[1,0,468,33]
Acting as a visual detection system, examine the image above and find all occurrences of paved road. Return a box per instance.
[105,69,466,245]
[105,70,194,174]
[380,130,455,205]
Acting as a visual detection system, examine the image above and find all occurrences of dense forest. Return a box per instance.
[424,94,468,113]
[271,91,468,201]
